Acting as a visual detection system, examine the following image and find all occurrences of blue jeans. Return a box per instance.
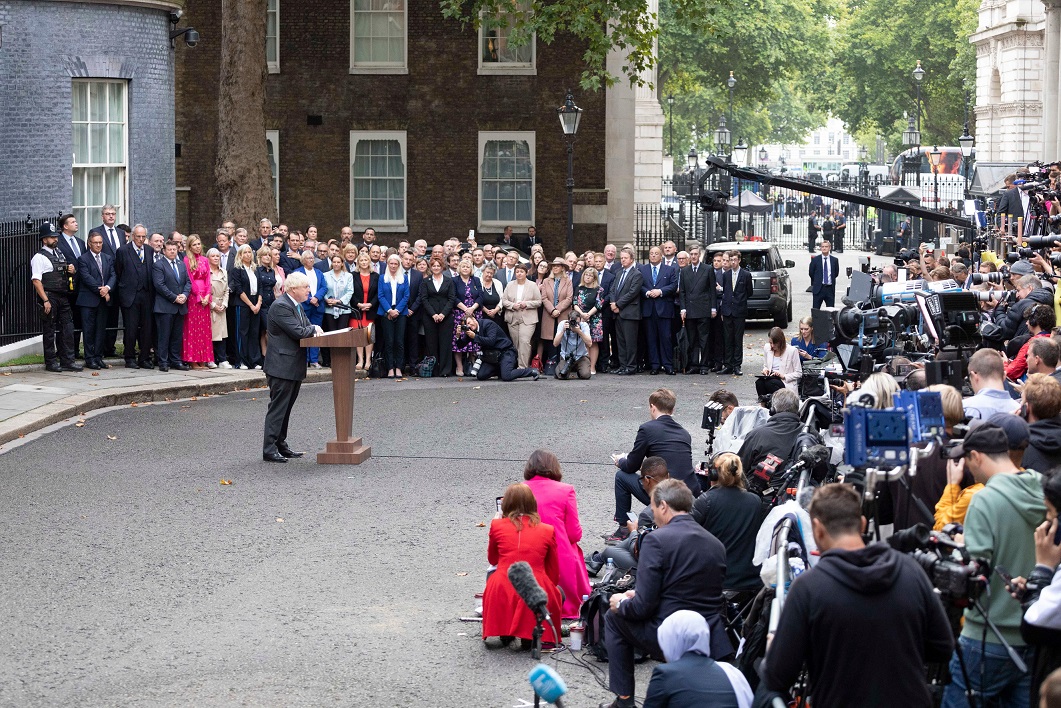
[941,636,1031,708]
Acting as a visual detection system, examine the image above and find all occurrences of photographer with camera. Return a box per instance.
[456,317,540,382]
[588,457,669,577]
[763,484,953,708]
[736,389,802,478]
[1008,305,1056,380]
[1001,273,1055,345]
[551,312,592,380]
[940,423,1047,708]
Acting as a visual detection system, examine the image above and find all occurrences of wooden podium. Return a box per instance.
[300,327,372,465]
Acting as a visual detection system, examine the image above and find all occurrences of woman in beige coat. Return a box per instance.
[502,263,542,368]
[539,258,574,358]
[207,248,231,369]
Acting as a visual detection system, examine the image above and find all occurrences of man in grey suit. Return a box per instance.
[678,246,716,374]
[262,272,321,463]
[609,246,644,375]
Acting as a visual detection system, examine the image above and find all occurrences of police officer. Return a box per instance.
[30,222,82,372]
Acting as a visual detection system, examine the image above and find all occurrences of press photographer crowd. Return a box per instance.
[480,164,1061,708]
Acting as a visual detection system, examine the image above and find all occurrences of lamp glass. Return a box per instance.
[557,94,582,136]
[913,61,925,83]
[959,131,974,158]
[758,146,768,162]
[687,147,698,171]
[714,125,730,151]
[929,146,942,167]
[733,139,748,167]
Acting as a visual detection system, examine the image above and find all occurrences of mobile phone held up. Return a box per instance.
[496,496,503,515]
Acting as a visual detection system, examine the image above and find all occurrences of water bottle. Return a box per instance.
[602,558,616,584]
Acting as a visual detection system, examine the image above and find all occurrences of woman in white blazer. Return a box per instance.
[502,263,542,368]
[757,326,802,396]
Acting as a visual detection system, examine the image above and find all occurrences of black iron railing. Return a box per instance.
[1,215,64,346]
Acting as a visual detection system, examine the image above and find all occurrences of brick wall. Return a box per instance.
[0,1,177,232]
[175,0,608,254]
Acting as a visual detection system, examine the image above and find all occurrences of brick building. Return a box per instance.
[0,0,180,232]
[174,0,660,253]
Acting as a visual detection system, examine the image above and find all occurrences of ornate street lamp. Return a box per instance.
[733,138,748,236]
[758,146,768,165]
[929,145,942,212]
[912,60,925,186]
[714,116,731,155]
[557,90,582,253]
[959,91,975,198]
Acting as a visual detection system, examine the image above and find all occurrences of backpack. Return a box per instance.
[580,584,618,661]
[417,356,437,378]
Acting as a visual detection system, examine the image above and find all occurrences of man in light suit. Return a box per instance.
[262,272,320,463]
[56,214,87,358]
[76,233,117,370]
[609,247,644,376]
[679,246,716,375]
[809,240,840,308]
[114,224,154,368]
[89,205,125,358]
[638,246,678,375]
[151,239,192,372]
[720,250,752,376]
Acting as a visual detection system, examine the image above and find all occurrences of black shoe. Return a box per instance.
[664,368,675,375]
[649,368,659,375]
[615,368,634,376]
[173,363,191,371]
[585,555,604,577]
[138,360,153,369]
[60,363,83,372]
[712,364,725,373]
[263,452,288,463]
[530,368,541,380]
[125,359,140,369]
[86,361,101,370]
[98,361,111,369]
[599,698,636,708]
[45,363,62,373]
[700,368,709,375]
[158,365,169,372]
[277,447,305,459]
[733,368,743,376]
[719,366,733,374]
[684,368,698,375]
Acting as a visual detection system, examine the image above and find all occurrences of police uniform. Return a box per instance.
[31,223,79,370]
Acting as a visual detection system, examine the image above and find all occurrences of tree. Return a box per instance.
[215,0,275,229]
[440,0,723,90]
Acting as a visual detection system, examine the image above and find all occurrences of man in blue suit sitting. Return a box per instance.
[639,246,679,375]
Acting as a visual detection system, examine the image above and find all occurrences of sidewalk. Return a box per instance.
[0,361,337,447]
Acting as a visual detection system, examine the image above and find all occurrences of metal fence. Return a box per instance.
[1,215,62,347]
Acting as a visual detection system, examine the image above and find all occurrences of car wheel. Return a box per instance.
[787,299,793,321]
[774,305,790,329]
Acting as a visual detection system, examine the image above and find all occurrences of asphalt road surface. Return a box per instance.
[0,248,872,707]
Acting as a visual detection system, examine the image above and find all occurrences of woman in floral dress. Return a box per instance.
[451,259,482,376]
[574,267,604,375]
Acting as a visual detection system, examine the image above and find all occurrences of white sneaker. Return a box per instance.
[218,361,233,369]
[239,364,249,370]
[206,362,217,369]
[253,365,262,370]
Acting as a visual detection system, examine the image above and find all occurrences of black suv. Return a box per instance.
[703,242,794,327]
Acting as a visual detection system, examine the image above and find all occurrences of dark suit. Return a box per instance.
[58,233,87,356]
[708,267,726,368]
[230,267,264,368]
[90,225,125,355]
[495,266,518,289]
[420,276,456,376]
[642,653,743,708]
[614,414,699,522]
[605,514,730,698]
[151,257,191,367]
[639,262,678,371]
[263,294,317,456]
[599,267,617,368]
[720,267,752,372]
[809,253,840,308]
[995,185,1025,228]
[404,268,425,368]
[609,265,644,372]
[114,241,155,364]
[75,250,117,366]
[467,319,537,381]
[679,264,715,372]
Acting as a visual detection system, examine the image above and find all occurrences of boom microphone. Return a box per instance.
[800,444,831,467]
[528,664,567,707]
[508,561,550,620]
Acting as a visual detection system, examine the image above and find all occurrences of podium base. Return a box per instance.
[316,438,372,465]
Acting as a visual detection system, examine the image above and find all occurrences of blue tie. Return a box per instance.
[172,260,179,280]
[652,265,658,285]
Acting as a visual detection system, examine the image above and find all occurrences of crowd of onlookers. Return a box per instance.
[32,214,761,381]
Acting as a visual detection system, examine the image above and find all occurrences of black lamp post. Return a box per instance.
[901,113,921,188]
[959,90,975,199]
[913,60,925,186]
[557,90,582,254]
[727,71,736,130]
[733,138,748,237]
[687,147,699,232]
[929,145,942,214]
[667,94,674,158]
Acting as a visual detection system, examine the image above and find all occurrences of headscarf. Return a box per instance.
[656,611,754,708]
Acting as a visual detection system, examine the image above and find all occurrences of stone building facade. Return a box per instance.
[0,0,179,232]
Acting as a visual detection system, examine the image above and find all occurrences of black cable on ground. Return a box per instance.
[370,453,613,467]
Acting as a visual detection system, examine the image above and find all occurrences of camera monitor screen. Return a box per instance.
[848,271,874,305]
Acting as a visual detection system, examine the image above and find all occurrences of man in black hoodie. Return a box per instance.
[763,484,953,707]
[737,388,803,475]
[1022,374,1061,472]
[1000,273,1054,344]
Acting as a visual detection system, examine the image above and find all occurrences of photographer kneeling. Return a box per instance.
[552,312,592,379]
[458,317,540,382]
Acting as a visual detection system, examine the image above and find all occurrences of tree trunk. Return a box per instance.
[216,0,275,228]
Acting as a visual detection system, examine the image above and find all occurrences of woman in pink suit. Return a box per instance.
[522,449,592,619]
[182,235,214,368]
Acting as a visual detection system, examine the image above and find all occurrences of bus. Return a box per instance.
[888,146,974,208]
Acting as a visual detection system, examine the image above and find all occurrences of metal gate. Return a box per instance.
[1,215,63,346]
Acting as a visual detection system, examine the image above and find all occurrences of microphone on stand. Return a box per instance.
[507,561,556,660]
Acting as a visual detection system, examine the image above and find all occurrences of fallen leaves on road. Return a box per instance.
[472,386,481,390]
[220,479,232,485]
[91,372,99,376]
[74,421,85,428]
[130,403,138,407]
[106,435,117,441]
[579,400,587,403]
[276,517,284,523]
[456,572,468,576]
[250,397,257,401]
[475,522,485,528]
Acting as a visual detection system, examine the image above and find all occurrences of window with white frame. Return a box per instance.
[266,130,280,217]
[479,132,534,229]
[350,131,406,230]
[72,79,127,230]
[267,0,280,73]
[479,3,535,74]
[350,0,406,73]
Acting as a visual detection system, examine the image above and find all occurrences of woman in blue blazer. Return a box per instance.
[294,250,328,367]
[377,254,411,377]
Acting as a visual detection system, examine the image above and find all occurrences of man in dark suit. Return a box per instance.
[609,388,699,540]
[88,205,125,358]
[679,246,716,374]
[707,251,726,372]
[495,225,518,249]
[638,246,678,375]
[56,214,87,358]
[401,251,424,370]
[262,272,320,463]
[995,172,1028,234]
[601,479,729,708]
[809,240,840,308]
[608,247,644,375]
[115,225,156,368]
[720,250,752,375]
[151,239,192,372]
[495,251,519,289]
[76,233,117,370]
[523,225,542,252]
[597,253,617,371]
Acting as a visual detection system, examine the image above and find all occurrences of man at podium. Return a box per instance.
[263,272,322,463]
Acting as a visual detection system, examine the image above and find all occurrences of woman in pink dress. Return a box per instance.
[522,449,592,619]
[182,235,214,368]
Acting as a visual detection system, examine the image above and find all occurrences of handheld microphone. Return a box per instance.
[528,664,567,706]
[507,561,550,620]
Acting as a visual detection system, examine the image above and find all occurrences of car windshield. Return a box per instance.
[708,250,771,271]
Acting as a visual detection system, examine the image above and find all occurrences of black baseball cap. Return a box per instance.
[947,422,1011,459]
[39,222,58,239]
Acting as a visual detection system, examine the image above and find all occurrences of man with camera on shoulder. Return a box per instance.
[551,312,592,379]
[764,483,954,708]
[457,317,540,382]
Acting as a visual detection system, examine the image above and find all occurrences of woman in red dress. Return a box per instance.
[182,235,214,368]
[482,483,563,647]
